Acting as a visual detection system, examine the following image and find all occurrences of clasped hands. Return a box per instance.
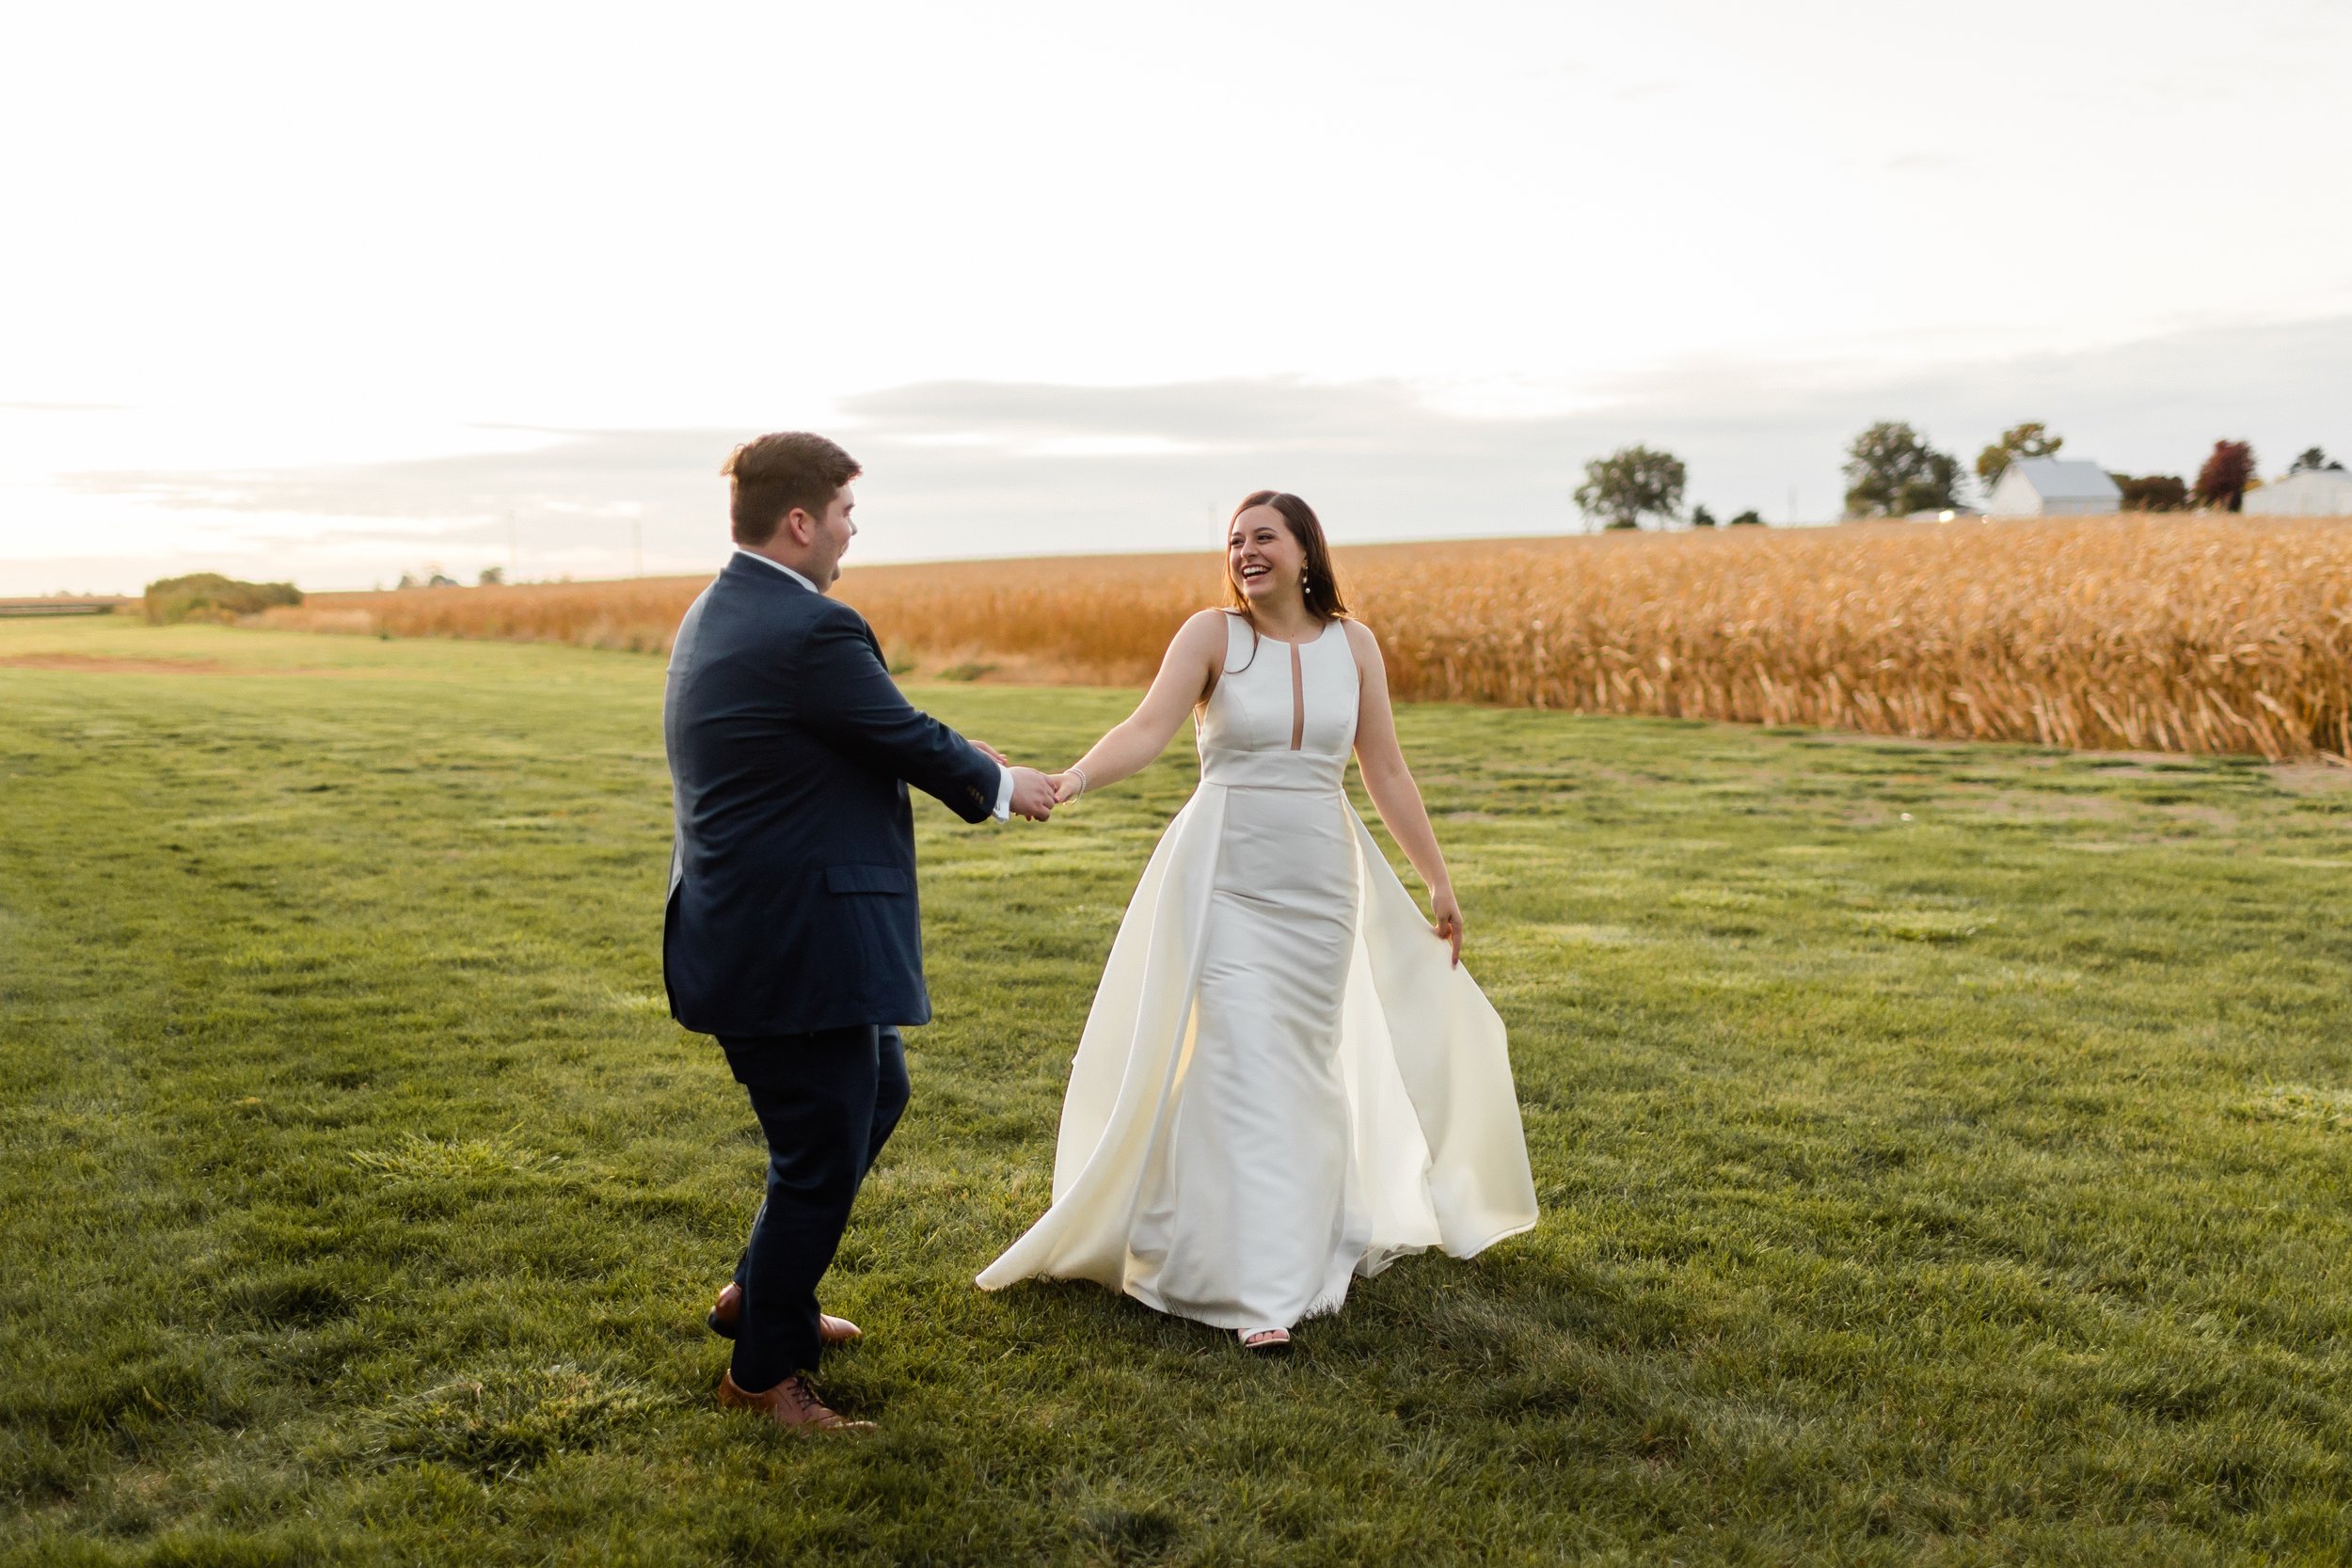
[972,741,1085,823]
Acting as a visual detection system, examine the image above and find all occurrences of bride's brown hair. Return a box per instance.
[1223,491,1350,621]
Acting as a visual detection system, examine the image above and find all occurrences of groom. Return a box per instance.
[663,431,1057,1433]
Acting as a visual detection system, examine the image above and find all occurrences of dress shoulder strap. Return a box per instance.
[1200,610,1250,706]
[1331,615,1363,678]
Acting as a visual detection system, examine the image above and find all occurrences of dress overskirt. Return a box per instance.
[976,781,1537,1301]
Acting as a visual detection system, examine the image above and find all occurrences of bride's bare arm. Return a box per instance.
[1344,620,1463,964]
[1050,610,1231,801]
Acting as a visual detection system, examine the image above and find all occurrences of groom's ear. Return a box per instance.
[780,507,817,545]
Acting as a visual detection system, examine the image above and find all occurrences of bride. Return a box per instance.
[976,491,1537,1351]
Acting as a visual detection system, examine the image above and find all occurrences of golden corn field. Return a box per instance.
[255,514,2352,761]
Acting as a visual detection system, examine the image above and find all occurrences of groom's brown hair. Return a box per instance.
[723,433,862,546]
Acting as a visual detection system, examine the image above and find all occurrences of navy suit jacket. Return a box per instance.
[661,554,1000,1037]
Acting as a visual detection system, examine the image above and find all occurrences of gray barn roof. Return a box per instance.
[2006,458,2120,500]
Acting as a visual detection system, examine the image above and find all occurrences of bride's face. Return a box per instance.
[1228,505,1305,606]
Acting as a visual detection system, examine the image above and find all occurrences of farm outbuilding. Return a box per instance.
[1986,458,2122,516]
[2244,467,2352,516]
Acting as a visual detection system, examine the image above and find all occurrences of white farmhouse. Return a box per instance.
[1986,458,2122,516]
[2245,467,2352,516]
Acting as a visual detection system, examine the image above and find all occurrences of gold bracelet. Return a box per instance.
[1069,766,1089,798]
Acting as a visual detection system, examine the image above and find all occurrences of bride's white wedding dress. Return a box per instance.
[977,612,1537,1332]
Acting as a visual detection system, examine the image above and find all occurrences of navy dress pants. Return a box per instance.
[719,1024,910,1392]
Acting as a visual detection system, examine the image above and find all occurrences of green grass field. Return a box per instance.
[3,616,2349,1566]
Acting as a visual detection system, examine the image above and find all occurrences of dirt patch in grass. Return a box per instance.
[897,650,1110,687]
[2158,803,2241,832]
[0,653,372,676]
[1788,730,2017,758]
[1951,791,2124,823]
[2266,761,2352,795]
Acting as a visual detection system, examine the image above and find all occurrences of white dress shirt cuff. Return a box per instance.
[992,762,1014,821]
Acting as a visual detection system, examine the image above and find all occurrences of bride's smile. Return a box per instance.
[1229,507,1305,608]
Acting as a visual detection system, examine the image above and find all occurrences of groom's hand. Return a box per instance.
[1007,766,1057,822]
[971,739,1010,766]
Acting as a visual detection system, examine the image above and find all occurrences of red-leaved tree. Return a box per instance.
[2195,440,2255,512]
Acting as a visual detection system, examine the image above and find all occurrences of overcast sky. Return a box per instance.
[5,0,2348,593]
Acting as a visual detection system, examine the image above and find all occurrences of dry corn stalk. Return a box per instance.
[255,514,2352,762]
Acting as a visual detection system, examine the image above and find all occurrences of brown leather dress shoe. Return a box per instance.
[717,1370,874,1433]
[707,1283,863,1346]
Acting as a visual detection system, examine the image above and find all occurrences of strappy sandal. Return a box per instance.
[1239,1328,1293,1355]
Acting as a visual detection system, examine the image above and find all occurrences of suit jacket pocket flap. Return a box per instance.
[824,863,913,895]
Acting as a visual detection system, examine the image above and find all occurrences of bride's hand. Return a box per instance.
[1431,889,1463,967]
[1049,770,1087,805]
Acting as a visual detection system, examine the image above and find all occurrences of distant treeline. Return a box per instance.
[144,574,303,626]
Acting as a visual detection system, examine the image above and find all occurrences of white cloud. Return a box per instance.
[4,1,2349,591]
[19,311,2344,593]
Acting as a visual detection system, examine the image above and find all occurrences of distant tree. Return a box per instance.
[2288,446,2344,474]
[1727,509,1766,527]
[1575,445,1688,531]
[1975,421,2064,491]
[2111,473,2189,512]
[2194,440,2256,511]
[1844,421,1963,518]
[478,565,506,586]
[1690,504,1717,529]
[396,573,419,590]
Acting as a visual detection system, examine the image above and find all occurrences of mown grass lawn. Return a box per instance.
[3,616,2348,1567]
